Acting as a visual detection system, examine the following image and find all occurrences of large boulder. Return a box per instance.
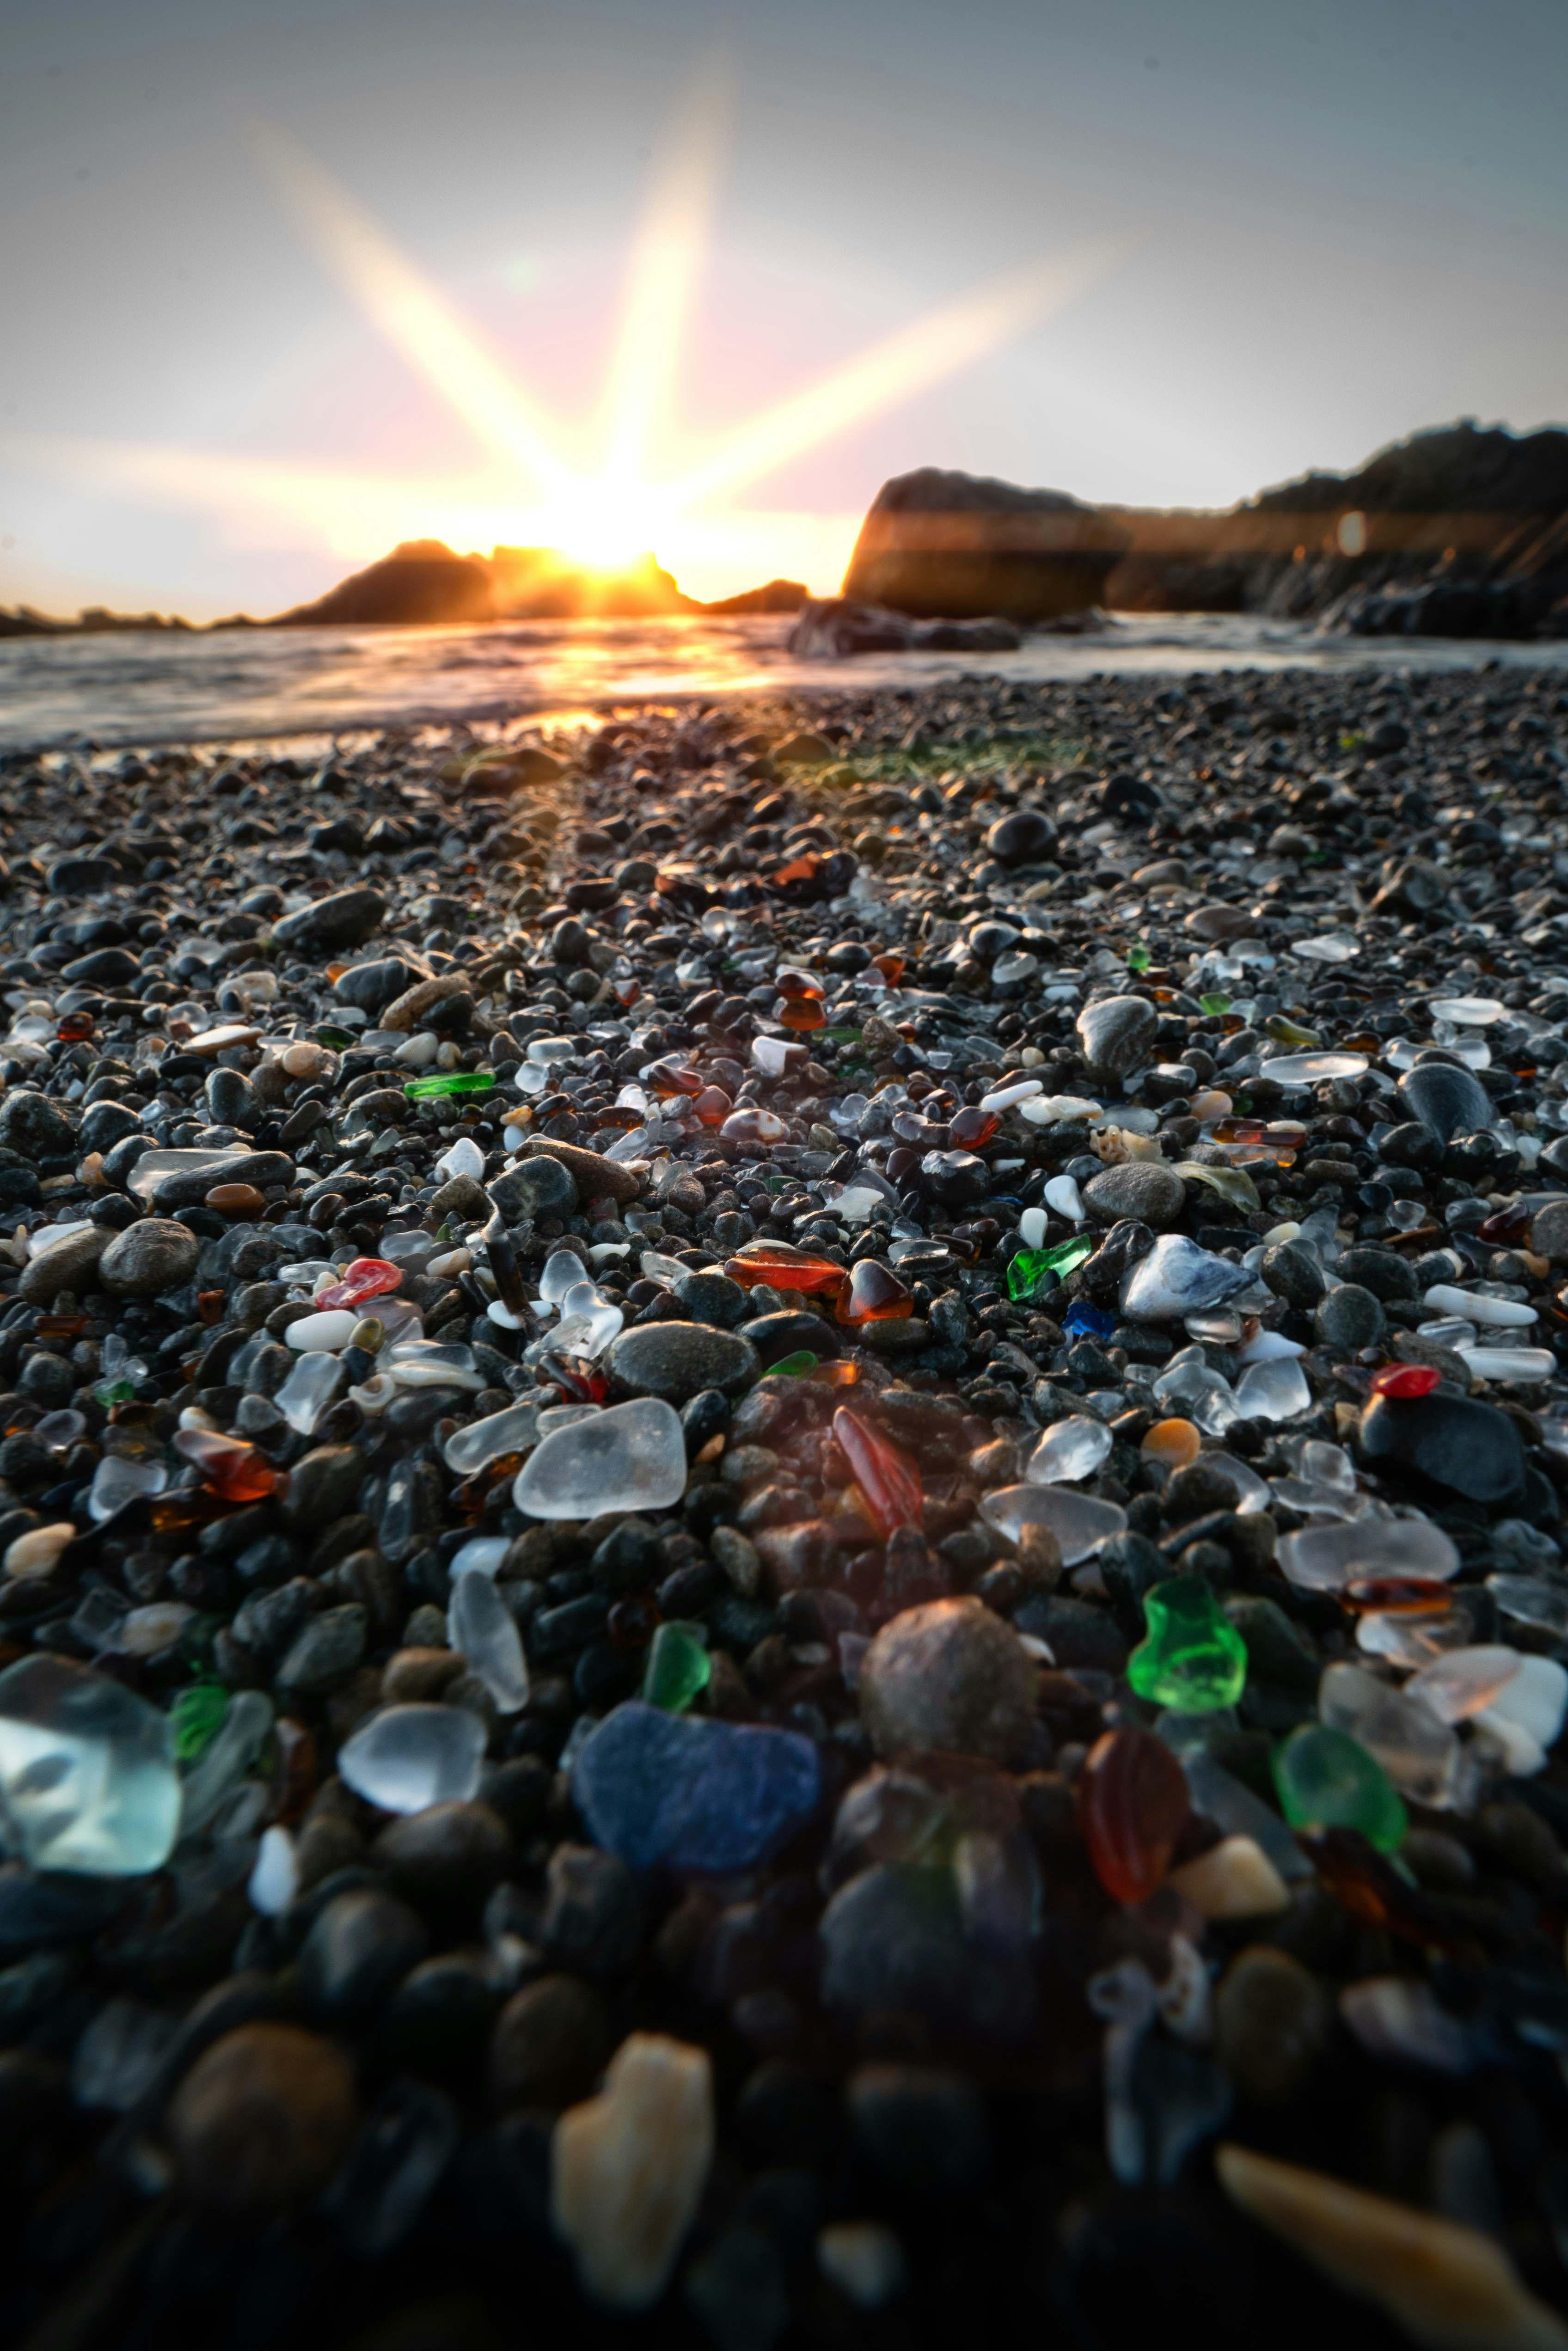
[841,468,1130,622]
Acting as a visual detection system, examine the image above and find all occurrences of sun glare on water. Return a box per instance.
[10,72,1121,606]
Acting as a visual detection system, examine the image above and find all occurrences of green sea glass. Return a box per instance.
[404,1071,495,1099]
[1127,1577,1247,1711]
[1273,1722,1407,1854]
[1006,1232,1095,1301]
[1126,945,1151,973]
[1198,993,1231,1016]
[642,1621,711,1714]
[763,1350,819,1378]
[170,1683,229,1763]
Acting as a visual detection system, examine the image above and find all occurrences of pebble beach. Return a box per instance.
[4,659,1568,2349]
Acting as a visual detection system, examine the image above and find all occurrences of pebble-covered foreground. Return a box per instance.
[4,669,1568,2349]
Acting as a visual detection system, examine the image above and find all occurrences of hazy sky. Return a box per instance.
[2,0,1565,613]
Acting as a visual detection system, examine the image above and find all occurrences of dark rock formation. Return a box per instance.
[842,468,1130,622]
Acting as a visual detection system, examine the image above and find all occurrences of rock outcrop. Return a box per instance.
[841,468,1130,622]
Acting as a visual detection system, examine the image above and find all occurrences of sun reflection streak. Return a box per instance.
[249,123,575,501]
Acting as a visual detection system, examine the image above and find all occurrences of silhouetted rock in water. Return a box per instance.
[1102,420,1568,638]
[699,578,810,615]
[787,599,1027,659]
[273,541,694,626]
[0,605,195,639]
[842,468,1130,621]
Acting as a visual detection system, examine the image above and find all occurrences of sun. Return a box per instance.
[541,481,672,575]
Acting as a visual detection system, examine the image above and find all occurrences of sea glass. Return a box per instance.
[571,1701,820,1872]
[1370,1364,1441,1400]
[172,1428,278,1503]
[1026,1417,1113,1485]
[1128,1579,1248,1712]
[1274,1723,1407,1853]
[337,1702,487,1814]
[169,1684,230,1763]
[315,1257,403,1313]
[763,1350,819,1378]
[1319,1662,1462,1807]
[1121,1235,1252,1323]
[274,1350,347,1435]
[980,1484,1127,1562]
[725,1243,846,1296]
[1008,1233,1093,1299]
[1078,1726,1192,1905]
[404,1071,495,1099]
[88,1453,168,1523]
[1278,1518,1460,1593]
[720,1108,789,1148]
[443,1402,539,1475]
[513,1397,686,1520]
[835,1260,913,1324]
[833,1408,923,1538]
[448,1569,529,1713]
[0,1656,179,1875]
[642,1622,711,1714]
[1405,1646,1524,1724]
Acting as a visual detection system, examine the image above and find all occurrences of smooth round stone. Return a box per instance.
[1314,1284,1384,1350]
[1397,1060,1492,1142]
[166,2023,361,2215]
[859,1597,1037,1765]
[207,1182,268,1216]
[0,1088,75,1161]
[299,1888,429,2019]
[1076,995,1157,1076]
[1083,1161,1186,1228]
[18,1223,106,1305]
[514,1397,688,1519]
[272,885,386,952]
[489,1154,579,1219]
[98,1218,199,1297]
[738,1309,841,1366]
[606,1321,760,1403]
[1278,1517,1460,1592]
[489,1975,609,2110]
[671,1270,750,1328]
[1260,1241,1326,1308]
[980,1484,1127,1562]
[374,1800,513,1910]
[1214,1949,1332,2106]
[984,808,1054,866]
[286,1310,361,1353]
[1359,1391,1525,1505]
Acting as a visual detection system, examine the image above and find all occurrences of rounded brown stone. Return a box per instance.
[489,1974,610,2111]
[206,1182,268,1216]
[859,1596,1038,1765]
[165,2022,361,2212]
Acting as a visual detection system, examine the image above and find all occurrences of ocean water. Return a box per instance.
[3,609,1567,754]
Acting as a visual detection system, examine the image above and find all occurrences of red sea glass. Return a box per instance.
[1477,1201,1531,1246]
[835,1260,913,1325]
[692,1086,733,1126]
[774,967,825,1001]
[832,1407,923,1538]
[172,1428,278,1503]
[1077,1726,1191,1906]
[779,999,827,1033]
[648,1058,705,1097]
[540,1354,608,1403]
[772,854,822,887]
[725,1243,848,1296]
[871,954,905,986]
[316,1257,403,1312]
[947,1105,1000,1150]
[1369,1363,1441,1400]
[56,1012,95,1042]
